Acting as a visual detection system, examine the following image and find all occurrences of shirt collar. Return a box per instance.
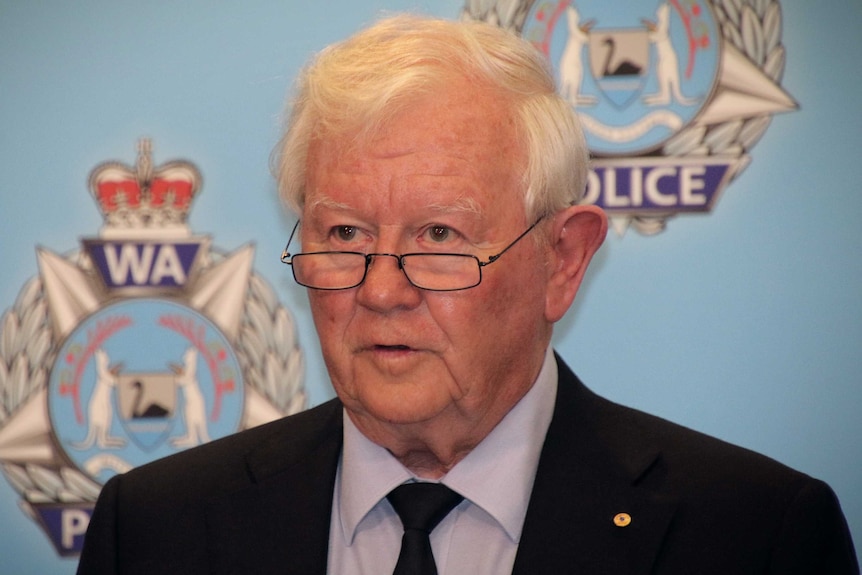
[442,347,557,541]
[337,347,558,544]
[338,414,412,543]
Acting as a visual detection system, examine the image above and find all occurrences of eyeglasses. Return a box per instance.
[280,218,542,291]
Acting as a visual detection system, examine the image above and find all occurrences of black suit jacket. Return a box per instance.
[77,357,858,574]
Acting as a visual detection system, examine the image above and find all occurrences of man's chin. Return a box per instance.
[345,387,451,428]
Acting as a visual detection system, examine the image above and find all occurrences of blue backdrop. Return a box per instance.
[1,1,859,572]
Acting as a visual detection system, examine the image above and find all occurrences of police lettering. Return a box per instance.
[582,161,730,213]
[61,508,90,550]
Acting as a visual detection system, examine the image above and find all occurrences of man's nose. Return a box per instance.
[364,254,411,288]
[356,253,421,311]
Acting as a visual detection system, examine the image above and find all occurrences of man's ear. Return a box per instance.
[544,205,607,322]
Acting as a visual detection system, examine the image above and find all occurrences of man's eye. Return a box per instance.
[334,226,356,241]
[427,226,451,242]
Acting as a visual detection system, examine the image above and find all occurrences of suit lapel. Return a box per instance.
[205,400,344,575]
[513,358,678,574]
[196,357,677,574]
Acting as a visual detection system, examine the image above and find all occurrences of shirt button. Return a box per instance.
[613,512,632,527]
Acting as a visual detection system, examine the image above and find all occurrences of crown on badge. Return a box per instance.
[88,139,202,230]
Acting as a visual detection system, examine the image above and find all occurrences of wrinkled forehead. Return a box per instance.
[302,80,527,215]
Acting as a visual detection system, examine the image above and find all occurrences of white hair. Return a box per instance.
[273,14,589,222]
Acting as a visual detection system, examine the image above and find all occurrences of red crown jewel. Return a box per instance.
[88,139,202,229]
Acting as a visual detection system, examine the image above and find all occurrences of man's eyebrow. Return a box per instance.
[426,196,484,216]
[305,196,353,215]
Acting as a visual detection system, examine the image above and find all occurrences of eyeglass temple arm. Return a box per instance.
[479,217,543,266]
[281,220,302,263]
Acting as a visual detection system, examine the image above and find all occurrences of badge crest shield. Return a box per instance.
[588,29,650,108]
[116,371,178,450]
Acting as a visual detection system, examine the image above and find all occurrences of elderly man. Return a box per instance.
[77,14,857,575]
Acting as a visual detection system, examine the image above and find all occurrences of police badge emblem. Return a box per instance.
[0,139,305,556]
[462,0,798,234]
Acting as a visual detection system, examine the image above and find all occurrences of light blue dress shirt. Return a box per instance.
[327,347,558,575]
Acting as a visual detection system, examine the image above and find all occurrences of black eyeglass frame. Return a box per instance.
[280,218,544,292]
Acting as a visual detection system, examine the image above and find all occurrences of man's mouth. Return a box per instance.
[374,344,412,351]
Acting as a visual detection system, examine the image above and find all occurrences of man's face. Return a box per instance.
[301,77,555,449]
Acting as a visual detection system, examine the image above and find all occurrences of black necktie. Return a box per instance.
[387,482,464,575]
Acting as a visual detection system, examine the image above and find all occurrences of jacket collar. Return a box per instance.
[204,399,344,575]
[512,355,678,573]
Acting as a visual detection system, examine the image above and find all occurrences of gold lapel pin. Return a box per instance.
[613,512,632,527]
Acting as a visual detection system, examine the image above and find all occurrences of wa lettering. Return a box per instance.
[83,239,201,289]
[104,243,186,286]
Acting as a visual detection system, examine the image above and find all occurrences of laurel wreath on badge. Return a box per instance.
[461,0,790,235]
[0,251,305,507]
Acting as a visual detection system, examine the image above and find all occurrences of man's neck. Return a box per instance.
[345,351,549,478]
